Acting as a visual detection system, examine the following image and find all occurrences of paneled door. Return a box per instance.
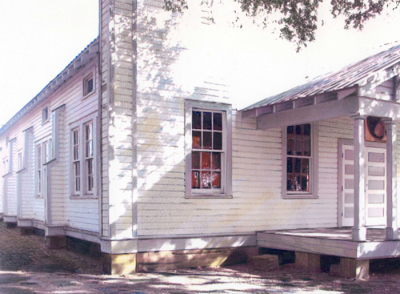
[340,144,386,227]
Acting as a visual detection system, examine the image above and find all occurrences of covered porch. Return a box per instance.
[241,47,400,279]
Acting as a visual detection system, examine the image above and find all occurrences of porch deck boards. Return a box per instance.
[257,228,400,260]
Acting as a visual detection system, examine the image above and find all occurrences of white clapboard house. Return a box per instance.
[1,0,400,278]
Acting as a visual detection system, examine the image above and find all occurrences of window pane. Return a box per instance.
[287,126,293,134]
[202,152,211,169]
[213,132,222,150]
[295,158,301,173]
[203,132,212,149]
[74,146,79,161]
[73,130,79,145]
[304,124,311,136]
[212,172,221,188]
[75,162,80,176]
[296,125,302,135]
[287,137,294,155]
[192,152,200,169]
[192,111,201,129]
[201,171,211,188]
[192,131,201,148]
[212,153,221,169]
[203,112,212,130]
[295,137,303,155]
[287,157,293,173]
[304,139,311,156]
[192,171,200,188]
[213,113,222,131]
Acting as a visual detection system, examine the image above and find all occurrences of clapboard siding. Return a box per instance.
[0,56,99,233]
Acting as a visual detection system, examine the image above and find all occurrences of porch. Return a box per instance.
[257,227,400,279]
[257,227,400,260]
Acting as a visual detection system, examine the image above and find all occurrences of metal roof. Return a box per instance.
[0,38,99,136]
[243,43,400,111]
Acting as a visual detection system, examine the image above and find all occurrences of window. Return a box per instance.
[42,106,49,124]
[283,123,318,199]
[83,73,94,97]
[17,151,23,171]
[185,101,232,198]
[70,117,97,197]
[3,157,9,175]
[36,144,42,196]
[35,138,53,197]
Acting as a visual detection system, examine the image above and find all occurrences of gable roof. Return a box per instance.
[243,43,400,111]
[0,38,99,136]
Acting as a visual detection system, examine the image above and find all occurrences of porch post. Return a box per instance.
[384,119,398,240]
[352,116,367,241]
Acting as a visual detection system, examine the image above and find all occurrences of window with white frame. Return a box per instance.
[83,73,94,97]
[185,102,232,198]
[35,144,42,196]
[42,106,49,124]
[3,157,9,175]
[70,117,97,197]
[17,151,23,171]
[35,138,53,197]
[283,123,318,199]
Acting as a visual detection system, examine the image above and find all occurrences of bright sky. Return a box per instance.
[0,0,399,126]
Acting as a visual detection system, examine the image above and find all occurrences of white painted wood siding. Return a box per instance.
[0,58,99,233]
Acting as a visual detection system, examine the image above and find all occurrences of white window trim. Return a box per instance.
[42,104,50,124]
[35,137,53,197]
[82,68,96,100]
[17,149,23,172]
[185,100,232,199]
[282,122,319,199]
[69,113,98,199]
[3,138,15,176]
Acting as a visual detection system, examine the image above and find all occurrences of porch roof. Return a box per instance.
[242,43,400,129]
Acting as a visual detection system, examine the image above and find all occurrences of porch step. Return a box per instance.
[253,254,279,271]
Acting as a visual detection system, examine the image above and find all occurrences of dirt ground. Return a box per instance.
[2,222,400,293]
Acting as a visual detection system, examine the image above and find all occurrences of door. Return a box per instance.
[340,144,386,227]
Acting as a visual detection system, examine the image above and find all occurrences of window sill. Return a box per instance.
[43,158,56,166]
[70,195,98,200]
[282,193,319,199]
[16,168,26,174]
[82,91,95,101]
[2,172,11,178]
[186,193,233,199]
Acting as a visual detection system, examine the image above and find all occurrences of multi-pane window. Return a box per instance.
[191,110,224,191]
[85,122,94,193]
[35,138,53,197]
[83,73,94,97]
[3,157,9,175]
[36,144,42,195]
[286,124,311,193]
[72,128,80,194]
[17,151,23,171]
[70,118,96,197]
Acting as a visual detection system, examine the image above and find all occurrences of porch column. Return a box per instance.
[352,116,367,241]
[385,119,398,240]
